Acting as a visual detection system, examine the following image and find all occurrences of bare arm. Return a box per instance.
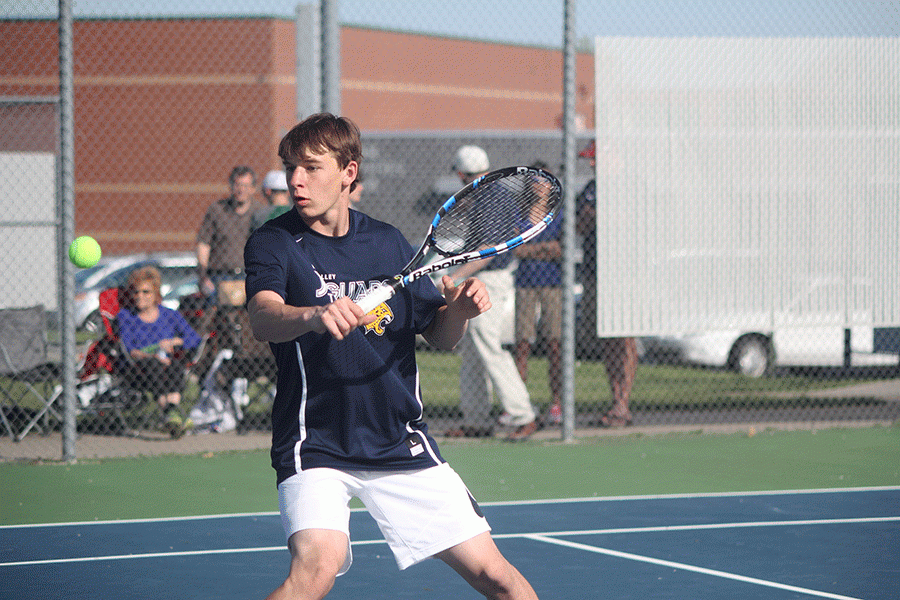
[196,242,214,295]
[248,289,377,343]
[423,275,491,351]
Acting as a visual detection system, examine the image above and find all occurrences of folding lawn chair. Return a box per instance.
[0,305,59,441]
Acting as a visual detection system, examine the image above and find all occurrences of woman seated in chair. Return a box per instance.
[117,266,202,437]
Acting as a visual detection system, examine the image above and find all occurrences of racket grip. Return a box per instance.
[356,283,397,314]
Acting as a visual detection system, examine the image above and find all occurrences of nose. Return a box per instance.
[288,168,305,189]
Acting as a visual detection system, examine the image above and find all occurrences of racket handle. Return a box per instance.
[356,283,397,314]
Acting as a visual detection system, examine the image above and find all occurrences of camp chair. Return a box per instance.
[0,305,59,441]
[78,286,207,436]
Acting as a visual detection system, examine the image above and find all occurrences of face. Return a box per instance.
[284,150,357,227]
[230,173,256,206]
[132,282,158,311]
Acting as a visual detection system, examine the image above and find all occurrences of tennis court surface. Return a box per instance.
[2,486,897,599]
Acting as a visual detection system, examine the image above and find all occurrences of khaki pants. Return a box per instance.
[458,269,535,427]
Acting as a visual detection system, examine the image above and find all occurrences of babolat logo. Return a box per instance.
[364,301,393,336]
[411,256,469,281]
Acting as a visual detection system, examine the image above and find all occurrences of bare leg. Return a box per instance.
[546,338,562,405]
[158,392,180,410]
[515,340,530,383]
[265,529,347,600]
[436,532,538,600]
[600,337,637,425]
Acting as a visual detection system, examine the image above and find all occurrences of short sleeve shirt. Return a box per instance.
[244,208,447,484]
[197,197,255,273]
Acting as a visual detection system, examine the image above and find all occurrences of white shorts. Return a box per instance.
[278,463,491,574]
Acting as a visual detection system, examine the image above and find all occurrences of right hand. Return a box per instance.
[312,296,377,341]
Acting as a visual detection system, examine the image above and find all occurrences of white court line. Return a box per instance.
[491,515,900,539]
[0,540,388,568]
[3,515,896,569]
[3,485,898,529]
[526,534,865,600]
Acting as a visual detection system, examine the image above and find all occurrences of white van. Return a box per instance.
[641,277,900,377]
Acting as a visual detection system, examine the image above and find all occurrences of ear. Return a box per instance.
[342,161,358,187]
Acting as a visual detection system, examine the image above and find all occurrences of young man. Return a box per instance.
[244,114,538,600]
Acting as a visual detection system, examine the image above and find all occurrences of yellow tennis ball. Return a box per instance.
[68,235,102,268]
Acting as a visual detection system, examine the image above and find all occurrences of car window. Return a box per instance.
[159,266,197,286]
[74,263,107,287]
[94,262,153,290]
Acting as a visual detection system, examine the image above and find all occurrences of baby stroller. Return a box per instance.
[183,284,276,433]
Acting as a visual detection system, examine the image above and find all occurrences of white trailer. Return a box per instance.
[590,37,900,374]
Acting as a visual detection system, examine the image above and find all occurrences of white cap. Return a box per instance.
[452,145,490,175]
[262,170,288,191]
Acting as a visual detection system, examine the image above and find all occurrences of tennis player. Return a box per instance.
[245,113,538,600]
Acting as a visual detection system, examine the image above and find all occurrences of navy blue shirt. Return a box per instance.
[514,212,563,288]
[244,209,447,485]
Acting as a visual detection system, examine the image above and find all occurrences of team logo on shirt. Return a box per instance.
[363,301,393,336]
[314,269,341,302]
[314,269,393,335]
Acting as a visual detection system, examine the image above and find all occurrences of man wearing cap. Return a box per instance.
[444,145,536,440]
[576,140,638,428]
[251,169,292,231]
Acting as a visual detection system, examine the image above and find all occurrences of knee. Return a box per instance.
[280,532,346,599]
[470,558,518,597]
[279,559,340,600]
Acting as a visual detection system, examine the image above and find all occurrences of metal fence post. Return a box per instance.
[58,0,77,461]
[560,0,578,443]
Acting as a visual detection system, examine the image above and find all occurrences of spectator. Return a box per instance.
[576,140,637,427]
[116,266,203,437]
[444,145,535,439]
[251,169,292,231]
[512,161,563,437]
[245,113,538,600]
[196,165,258,303]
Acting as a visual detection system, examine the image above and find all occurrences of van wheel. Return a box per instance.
[729,335,773,378]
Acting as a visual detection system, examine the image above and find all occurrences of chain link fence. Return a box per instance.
[1,1,899,460]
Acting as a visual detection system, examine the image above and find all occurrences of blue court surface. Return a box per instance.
[2,486,897,599]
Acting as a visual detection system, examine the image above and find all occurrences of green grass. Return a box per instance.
[416,349,894,409]
[4,350,895,417]
[1,426,897,525]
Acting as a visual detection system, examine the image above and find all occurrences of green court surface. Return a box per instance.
[1,426,898,526]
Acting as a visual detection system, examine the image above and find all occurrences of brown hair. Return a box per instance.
[278,113,362,191]
[127,265,163,304]
[228,165,256,187]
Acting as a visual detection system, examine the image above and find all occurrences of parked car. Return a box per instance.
[75,252,198,332]
[642,325,900,377]
[641,275,900,377]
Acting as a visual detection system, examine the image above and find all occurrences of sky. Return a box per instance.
[3,0,899,46]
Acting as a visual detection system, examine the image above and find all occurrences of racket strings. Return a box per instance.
[433,172,560,255]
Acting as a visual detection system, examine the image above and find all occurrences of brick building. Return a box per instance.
[1,18,594,254]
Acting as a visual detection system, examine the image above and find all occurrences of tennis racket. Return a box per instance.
[356,165,562,314]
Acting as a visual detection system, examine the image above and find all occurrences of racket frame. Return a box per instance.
[356,166,561,314]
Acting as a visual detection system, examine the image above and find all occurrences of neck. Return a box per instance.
[303,198,351,237]
[138,304,160,322]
